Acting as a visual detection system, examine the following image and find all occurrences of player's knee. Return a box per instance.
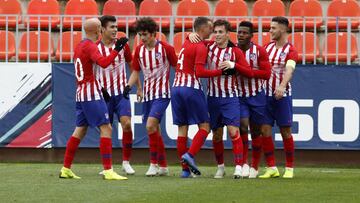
[121,120,132,132]
[280,127,292,139]
[251,127,262,137]
[212,133,223,142]
[146,124,157,134]
[239,125,249,135]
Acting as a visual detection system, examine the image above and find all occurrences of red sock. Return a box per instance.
[157,135,167,167]
[251,135,262,170]
[262,136,276,167]
[212,139,224,165]
[231,131,243,166]
[148,131,159,164]
[100,137,112,170]
[283,135,294,168]
[122,131,133,161]
[177,136,188,170]
[241,133,249,164]
[63,136,80,168]
[188,129,208,156]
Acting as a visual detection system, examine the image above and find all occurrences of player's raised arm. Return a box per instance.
[251,46,271,80]
[194,44,222,78]
[91,37,129,68]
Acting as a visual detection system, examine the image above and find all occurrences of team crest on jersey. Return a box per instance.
[223,53,231,61]
[280,52,287,60]
[105,113,109,119]
[250,53,257,61]
[155,52,162,60]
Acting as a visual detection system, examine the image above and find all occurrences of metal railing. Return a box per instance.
[0,15,359,65]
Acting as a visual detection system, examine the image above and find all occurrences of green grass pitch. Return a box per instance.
[0,163,359,202]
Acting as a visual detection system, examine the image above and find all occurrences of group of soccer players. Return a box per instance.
[59,15,297,180]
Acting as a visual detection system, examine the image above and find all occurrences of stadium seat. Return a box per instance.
[173,32,190,56]
[252,32,272,45]
[288,0,323,29]
[102,0,136,28]
[56,31,83,61]
[133,32,167,53]
[24,0,60,29]
[139,0,172,28]
[63,0,99,29]
[288,32,320,62]
[0,0,22,28]
[18,31,54,61]
[323,32,358,62]
[327,0,360,29]
[252,0,285,29]
[0,31,15,60]
[175,0,210,29]
[214,0,248,29]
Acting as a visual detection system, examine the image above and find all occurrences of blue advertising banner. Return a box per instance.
[52,63,360,149]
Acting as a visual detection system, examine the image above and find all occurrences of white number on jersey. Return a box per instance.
[177,48,185,70]
[75,58,84,81]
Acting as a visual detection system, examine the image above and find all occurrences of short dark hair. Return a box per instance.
[213,19,232,32]
[99,15,116,28]
[135,17,158,34]
[193,17,211,31]
[238,21,254,34]
[271,16,289,27]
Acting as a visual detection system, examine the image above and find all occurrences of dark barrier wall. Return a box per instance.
[51,63,360,149]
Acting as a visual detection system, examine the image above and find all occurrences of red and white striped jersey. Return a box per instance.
[238,42,269,97]
[95,41,132,96]
[264,41,298,96]
[207,41,239,97]
[133,41,177,102]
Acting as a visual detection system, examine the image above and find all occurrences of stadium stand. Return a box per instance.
[288,32,320,62]
[175,0,210,29]
[252,0,285,29]
[252,32,272,46]
[102,0,136,28]
[0,31,15,60]
[288,0,323,29]
[173,32,190,56]
[327,0,360,29]
[63,0,99,29]
[139,0,172,28]
[18,31,53,61]
[56,31,82,61]
[24,0,60,29]
[0,0,22,28]
[214,0,248,29]
[323,32,358,62]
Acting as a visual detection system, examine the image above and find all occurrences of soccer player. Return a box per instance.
[96,15,142,175]
[236,21,271,178]
[171,17,238,178]
[59,18,129,180]
[259,17,298,179]
[126,17,177,176]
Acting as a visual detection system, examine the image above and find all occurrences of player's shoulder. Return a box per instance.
[264,41,275,49]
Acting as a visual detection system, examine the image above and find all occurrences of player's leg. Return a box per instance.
[227,125,243,179]
[156,124,169,176]
[248,123,262,178]
[239,97,251,174]
[212,127,225,179]
[177,125,191,178]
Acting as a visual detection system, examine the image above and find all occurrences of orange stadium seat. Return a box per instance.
[56,31,83,61]
[327,0,360,29]
[0,0,22,28]
[102,0,136,28]
[132,32,167,53]
[175,0,210,29]
[24,0,60,29]
[63,0,99,29]
[214,0,248,29]
[288,32,320,62]
[252,32,272,46]
[139,0,172,28]
[323,32,358,62]
[18,31,54,61]
[252,0,285,29]
[173,32,190,56]
[288,0,323,29]
[0,31,15,60]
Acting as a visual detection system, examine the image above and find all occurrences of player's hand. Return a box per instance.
[188,33,201,43]
[123,85,131,99]
[114,37,128,52]
[222,68,236,76]
[136,88,143,102]
[274,85,286,100]
[219,61,235,70]
[101,88,111,102]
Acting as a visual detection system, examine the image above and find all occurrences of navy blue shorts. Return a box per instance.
[107,94,131,123]
[208,96,241,130]
[171,87,210,125]
[76,100,110,127]
[239,90,267,125]
[263,96,293,127]
[142,98,170,122]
